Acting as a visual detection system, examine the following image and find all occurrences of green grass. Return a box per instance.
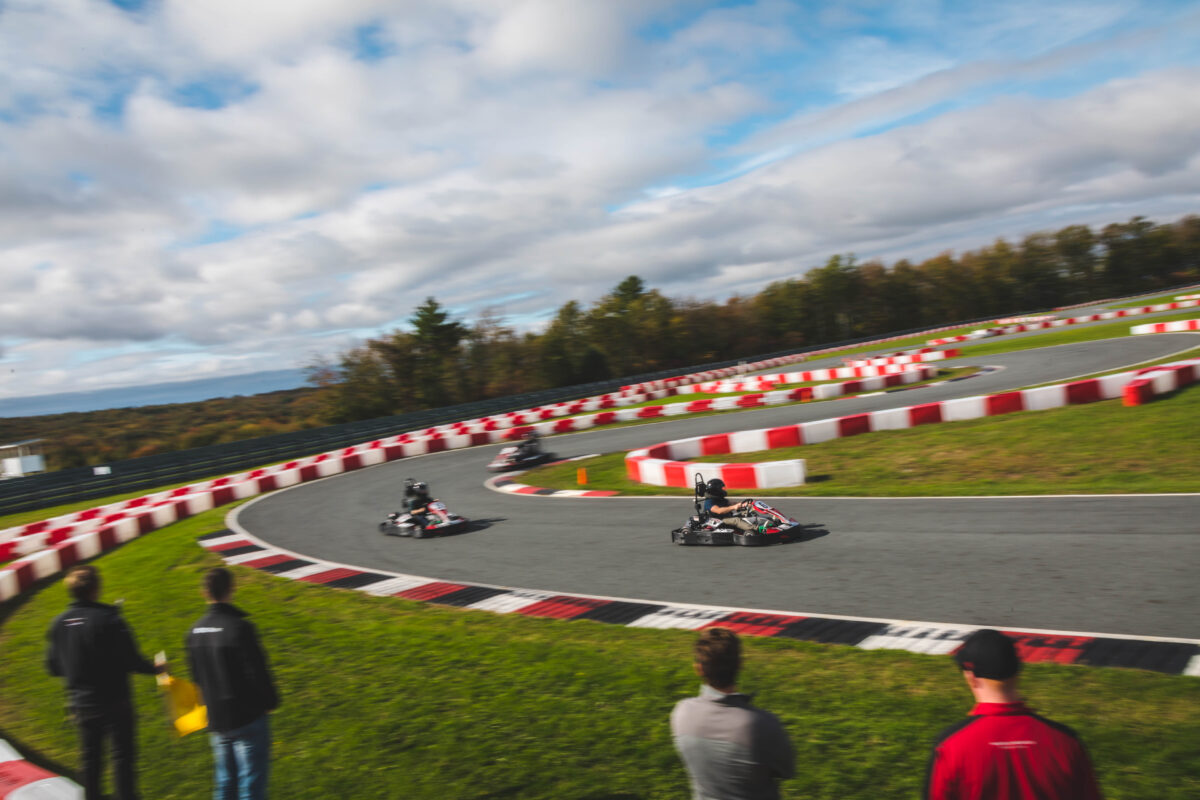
[2,511,1197,799]
[528,386,1200,497]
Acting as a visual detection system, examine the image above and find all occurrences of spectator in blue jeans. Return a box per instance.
[187,568,279,800]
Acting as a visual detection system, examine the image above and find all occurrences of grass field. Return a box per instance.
[1,511,1197,800]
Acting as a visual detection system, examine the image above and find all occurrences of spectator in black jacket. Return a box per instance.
[187,567,279,800]
[45,565,162,800]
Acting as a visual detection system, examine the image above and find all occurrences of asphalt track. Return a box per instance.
[237,326,1200,641]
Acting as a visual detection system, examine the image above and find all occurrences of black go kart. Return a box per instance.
[488,432,556,472]
[671,473,803,546]
[379,501,470,539]
[487,443,556,472]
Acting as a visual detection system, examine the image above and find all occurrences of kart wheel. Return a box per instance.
[413,528,427,539]
[378,523,388,533]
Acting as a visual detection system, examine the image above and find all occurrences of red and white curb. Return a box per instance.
[197,526,1200,677]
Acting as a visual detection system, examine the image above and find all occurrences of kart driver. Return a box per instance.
[516,431,542,459]
[701,478,757,534]
[403,480,437,527]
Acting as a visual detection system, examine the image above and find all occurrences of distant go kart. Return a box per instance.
[671,474,804,546]
[487,440,556,472]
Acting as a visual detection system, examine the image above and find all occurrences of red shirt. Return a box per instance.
[925,702,1102,800]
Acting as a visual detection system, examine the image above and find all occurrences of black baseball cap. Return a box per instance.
[954,629,1021,680]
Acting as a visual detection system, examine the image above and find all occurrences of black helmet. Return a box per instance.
[412,481,428,494]
[705,478,726,497]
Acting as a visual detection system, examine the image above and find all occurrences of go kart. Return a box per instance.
[487,444,556,472]
[379,501,470,539]
[671,474,803,546]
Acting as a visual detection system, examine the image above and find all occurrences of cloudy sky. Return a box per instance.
[2,0,1200,405]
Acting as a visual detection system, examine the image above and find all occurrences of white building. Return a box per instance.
[0,439,46,478]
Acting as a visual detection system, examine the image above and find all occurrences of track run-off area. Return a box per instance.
[234,310,1200,650]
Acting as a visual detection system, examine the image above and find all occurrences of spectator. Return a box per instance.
[671,627,794,800]
[45,565,162,800]
[187,567,280,800]
[925,628,1103,800]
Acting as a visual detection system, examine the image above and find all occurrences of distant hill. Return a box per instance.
[0,369,309,418]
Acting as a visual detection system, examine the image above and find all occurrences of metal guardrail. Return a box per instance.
[0,316,1009,517]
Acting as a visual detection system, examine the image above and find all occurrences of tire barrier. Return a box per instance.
[928,299,1200,345]
[1130,319,1200,335]
[843,349,961,368]
[625,358,1200,490]
[0,739,81,799]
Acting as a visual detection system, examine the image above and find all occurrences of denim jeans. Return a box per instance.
[209,714,270,800]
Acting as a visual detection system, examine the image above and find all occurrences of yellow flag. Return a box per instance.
[157,672,208,736]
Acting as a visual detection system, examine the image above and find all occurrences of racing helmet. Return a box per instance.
[412,481,429,494]
[705,478,727,498]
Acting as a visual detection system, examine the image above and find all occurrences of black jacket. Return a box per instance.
[45,600,157,709]
[186,602,279,732]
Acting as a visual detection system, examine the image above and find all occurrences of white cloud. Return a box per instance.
[1,0,1199,402]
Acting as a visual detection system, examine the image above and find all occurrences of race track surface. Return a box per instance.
[237,328,1200,640]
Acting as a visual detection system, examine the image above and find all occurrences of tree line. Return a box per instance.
[4,214,1197,471]
[316,214,1200,422]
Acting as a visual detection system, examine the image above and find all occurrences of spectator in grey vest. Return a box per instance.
[671,628,794,800]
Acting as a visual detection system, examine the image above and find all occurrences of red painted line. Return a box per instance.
[703,612,806,637]
[207,539,256,552]
[297,567,365,584]
[518,596,607,619]
[239,554,300,570]
[396,582,470,601]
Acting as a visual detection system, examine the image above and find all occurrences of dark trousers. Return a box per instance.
[74,701,139,800]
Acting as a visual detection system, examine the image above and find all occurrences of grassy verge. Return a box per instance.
[1107,290,1200,308]
[1,511,1196,800]
[954,311,1200,360]
[526,387,1200,497]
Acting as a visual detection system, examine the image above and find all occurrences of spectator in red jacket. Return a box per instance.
[924,628,1102,800]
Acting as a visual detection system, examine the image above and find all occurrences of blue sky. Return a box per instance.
[1,0,1199,407]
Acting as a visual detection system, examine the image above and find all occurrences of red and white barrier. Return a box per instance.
[625,358,1200,490]
[928,300,1200,345]
[677,362,943,395]
[1123,362,1200,406]
[844,349,961,368]
[1130,319,1200,335]
[0,739,81,798]
[995,316,1054,324]
[1176,294,1200,301]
